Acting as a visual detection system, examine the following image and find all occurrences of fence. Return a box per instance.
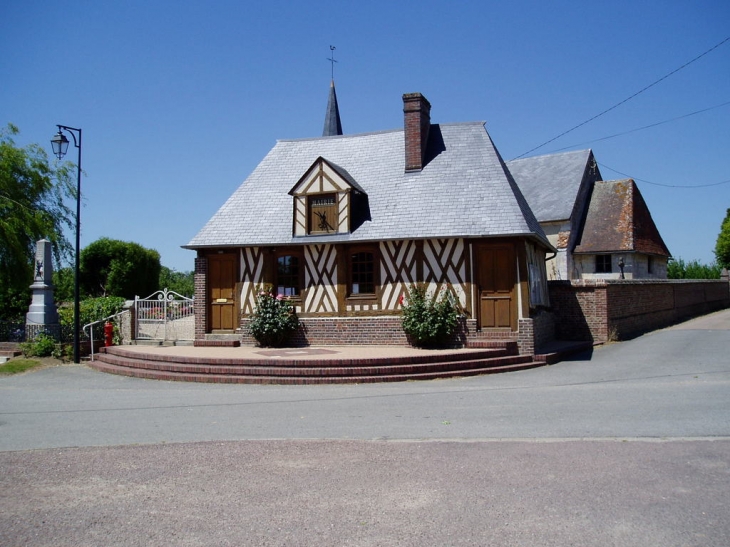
[135,289,195,342]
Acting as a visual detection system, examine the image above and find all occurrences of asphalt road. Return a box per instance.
[1,310,729,546]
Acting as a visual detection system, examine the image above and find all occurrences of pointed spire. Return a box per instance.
[322,80,343,137]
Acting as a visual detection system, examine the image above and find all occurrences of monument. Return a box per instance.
[25,239,60,339]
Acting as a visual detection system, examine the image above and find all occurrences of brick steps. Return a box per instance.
[0,342,21,359]
[90,345,544,384]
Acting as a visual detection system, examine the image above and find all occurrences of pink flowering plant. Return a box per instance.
[248,286,300,347]
[400,284,460,347]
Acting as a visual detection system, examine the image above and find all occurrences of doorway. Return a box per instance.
[476,244,517,330]
[208,253,238,332]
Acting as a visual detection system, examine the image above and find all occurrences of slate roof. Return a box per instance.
[186,122,551,249]
[506,149,598,223]
[573,179,671,257]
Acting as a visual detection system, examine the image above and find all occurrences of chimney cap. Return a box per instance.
[402,92,431,109]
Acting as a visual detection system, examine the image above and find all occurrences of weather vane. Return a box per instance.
[327,45,337,80]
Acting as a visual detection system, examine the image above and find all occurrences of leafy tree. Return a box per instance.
[714,208,730,270]
[80,238,161,299]
[667,258,721,280]
[52,266,75,303]
[159,266,194,297]
[0,124,74,319]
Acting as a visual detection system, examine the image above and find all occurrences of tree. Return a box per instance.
[159,266,194,297]
[52,267,75,303]
[0,124,74,320]
[714,208,730,270]
[80,238,161,299]
[667,258,721,280]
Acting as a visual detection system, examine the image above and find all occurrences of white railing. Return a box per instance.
[83,310,129,362]
[135,288,194,342]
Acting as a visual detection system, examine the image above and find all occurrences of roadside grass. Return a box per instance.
[0,358,44,375]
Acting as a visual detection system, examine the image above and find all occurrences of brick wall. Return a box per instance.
[194,257,207,340]
[549,279,730,343]
[239,316,476,348]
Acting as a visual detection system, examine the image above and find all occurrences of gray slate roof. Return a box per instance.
[506,149,597,223]
[186,122,550,249]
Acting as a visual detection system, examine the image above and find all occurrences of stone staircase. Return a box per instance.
[90,341,544,384]
[0,342,22,364]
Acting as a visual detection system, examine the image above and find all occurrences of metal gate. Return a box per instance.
[135,289,194,341]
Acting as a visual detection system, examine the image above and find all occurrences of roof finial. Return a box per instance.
[327,45,337,80]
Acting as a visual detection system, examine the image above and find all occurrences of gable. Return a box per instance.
[289,157,366,237]
[507,149,599,223]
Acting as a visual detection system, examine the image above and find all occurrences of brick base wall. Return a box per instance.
[239,316,474,348]
[549,279,730,343]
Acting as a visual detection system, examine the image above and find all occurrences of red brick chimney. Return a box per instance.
[403,92,431,172]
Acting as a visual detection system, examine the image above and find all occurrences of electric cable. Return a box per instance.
[513,35,730,160]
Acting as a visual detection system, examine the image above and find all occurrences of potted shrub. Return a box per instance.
[248,287,300,347]
[401,283,460,347]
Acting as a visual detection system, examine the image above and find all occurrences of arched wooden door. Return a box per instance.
[208,252,238,332]
[476,244,517,330]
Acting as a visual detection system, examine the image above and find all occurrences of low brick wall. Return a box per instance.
[549,279,730,343]
[239,316,474,348]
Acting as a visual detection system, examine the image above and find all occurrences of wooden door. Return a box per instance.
[209,253,238,332]
[477,244,517,330]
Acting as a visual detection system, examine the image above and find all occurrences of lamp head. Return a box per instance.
[51,130,69,159]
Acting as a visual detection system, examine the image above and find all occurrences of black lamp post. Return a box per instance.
[51,125,82,364]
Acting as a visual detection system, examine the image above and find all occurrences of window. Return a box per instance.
[350,251,376,296]
[595,255,612,274]
[309,194,337,234]
[647,256,654,274]
[276,255,301,297]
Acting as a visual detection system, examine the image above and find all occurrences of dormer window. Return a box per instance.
[289,157,368,237]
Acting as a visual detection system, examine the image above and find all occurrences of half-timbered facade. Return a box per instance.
[186,92,554,352]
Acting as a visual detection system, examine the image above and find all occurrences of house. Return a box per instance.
[507,151,670,280]
[572,178,671,279]
[185,91,554,351]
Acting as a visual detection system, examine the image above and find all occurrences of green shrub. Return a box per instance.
[248,287,300,347]
[58,296,126,339]
[401,284,460,347]
[19,333,57,357]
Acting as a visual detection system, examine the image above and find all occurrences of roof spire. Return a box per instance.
[327,45,337,80]
[322,46,343,136]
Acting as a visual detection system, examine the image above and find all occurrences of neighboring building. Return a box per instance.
[572,178,671,279]
[506,149,601,280]
[185,92,554,348]
[507,151,670,280]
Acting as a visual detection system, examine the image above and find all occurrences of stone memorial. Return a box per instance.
[25,239,60,339]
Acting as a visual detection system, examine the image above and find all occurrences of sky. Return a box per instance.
[2,0,729,273]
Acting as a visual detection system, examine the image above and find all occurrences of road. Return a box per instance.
[1,310,729,546]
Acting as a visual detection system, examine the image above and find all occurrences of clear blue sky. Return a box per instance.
[2,0,729,272]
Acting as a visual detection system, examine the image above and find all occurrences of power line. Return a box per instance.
[598,162,730,188]
[548,100,730,153]
[513,35,730,160]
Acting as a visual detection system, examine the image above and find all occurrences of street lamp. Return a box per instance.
[51,125,82,364]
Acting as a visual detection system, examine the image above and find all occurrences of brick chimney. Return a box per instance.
[403,93,431,172]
